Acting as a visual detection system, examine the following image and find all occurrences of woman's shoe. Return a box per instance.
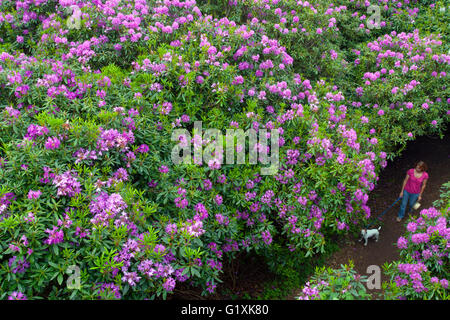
[396,217,402,222]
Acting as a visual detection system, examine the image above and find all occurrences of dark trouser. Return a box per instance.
[398,190,419,219]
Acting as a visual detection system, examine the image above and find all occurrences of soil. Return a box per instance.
[171,252,277,300]
[170,130,450,300]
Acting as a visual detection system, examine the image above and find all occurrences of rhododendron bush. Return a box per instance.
[296,260,372,300]
[345,29,449,155]
[0,0,448,300]
[383,203,449,300]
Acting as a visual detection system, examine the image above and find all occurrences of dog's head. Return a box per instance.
[361,229,367,237]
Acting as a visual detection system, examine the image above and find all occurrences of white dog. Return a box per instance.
[359,227,381,246]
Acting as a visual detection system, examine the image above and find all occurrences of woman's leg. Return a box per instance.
[407,192,420,216]
[398,190,410,219]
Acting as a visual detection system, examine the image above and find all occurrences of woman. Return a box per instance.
[397,161,429,222]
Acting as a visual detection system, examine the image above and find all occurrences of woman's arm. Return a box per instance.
[419,179,427,201]
[399,174,409,197]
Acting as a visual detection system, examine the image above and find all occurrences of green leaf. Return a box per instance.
[57,273,63,285]
[191,268,201,278]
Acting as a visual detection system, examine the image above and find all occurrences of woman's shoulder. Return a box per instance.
[407,168,414,175]
[423,172,429,179]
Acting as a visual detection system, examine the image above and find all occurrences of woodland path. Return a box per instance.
[287,131,450,299]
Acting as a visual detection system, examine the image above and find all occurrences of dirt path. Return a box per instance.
[288,132,450,299]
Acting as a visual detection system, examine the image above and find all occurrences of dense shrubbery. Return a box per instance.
[344,29,449,156]
[0,0,448,300]
[296,260,372,300]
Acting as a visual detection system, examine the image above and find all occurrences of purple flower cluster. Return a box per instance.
[27,190,42,200]
[96,128,135,152]
[206,281,217,294]
[194,203,208,221]
[96,283,121,300]
[52,170,81,197]
[163,277,176,292]
[8,292,27,300]
[44,226,64,245]
[215,213,229,226]
[297,281,325,300]
[114,233,185,293]
[89,192,127,227]
[389,205,449,298]
[180,220,206,238]
[8,256,30,274]
[45,136,61,150]
[175,187,189,209]
[73,148,98,164]
[40,166,55,184]
[121,271,141,287]
[0,192,16,220]
[261,230,272,245]
[24,124,48,141]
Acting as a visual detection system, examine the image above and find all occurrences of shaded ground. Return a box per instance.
[171,252,276,300]
[170,131,449,300]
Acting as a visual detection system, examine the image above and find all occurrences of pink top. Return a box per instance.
[405,168,428,194]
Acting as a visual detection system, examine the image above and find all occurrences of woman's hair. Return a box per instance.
[415,161,428,172]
